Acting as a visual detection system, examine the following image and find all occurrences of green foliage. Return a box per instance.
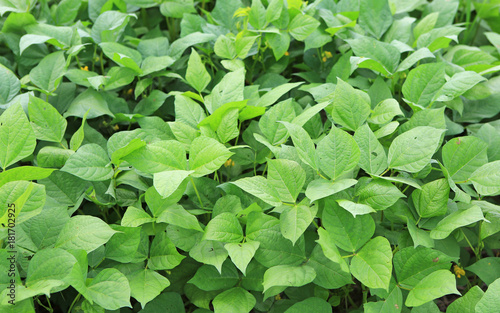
[0,0,500,312]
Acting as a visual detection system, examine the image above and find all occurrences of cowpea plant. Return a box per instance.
[0,0,500,312]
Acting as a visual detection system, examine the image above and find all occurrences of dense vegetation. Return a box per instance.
[0,0,500,312]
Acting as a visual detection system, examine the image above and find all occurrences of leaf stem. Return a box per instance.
[461,229,479,258]
[312,219,319,229]
[36,297,52,312]
[190,177,204,208]
[68,293,81,313]
[397,284,412,291]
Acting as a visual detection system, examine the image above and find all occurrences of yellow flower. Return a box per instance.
[284,51,290,56]
[126,88,133,95]
[321,51,333,63]
[453,265,465,278]
[224,159,235,167]
[81,66,89,71]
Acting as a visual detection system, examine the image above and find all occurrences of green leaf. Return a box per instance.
[256,82,304,107]
[397,48,436,72]
[0,103,36,170]
[54,0,81,25]
[262,264,316,292]
[350,236,392,290]
[405,270,460,307]
[61,144,114,181]
[0,64,20,104]
[129,269,170,309]
[39,171,88,207]
[284,297,332,313]
[402,63,445,106]
[133,90,168,115]
[259,98,296,145]
[246,212,306,267]
[186,49,211,93]
[189,136,234,177]
[141,55,175,76]
[446,285,484,313]
[356,178,405,211]
[214,35,236,59]
[0,180,45,225]
[266,31,290,60]
[470,161,500,196]
[86,268,131,310]
[91,11,135,43]
[189,240,229,273]
[367,99,404,125]
[267,159,305,203]
[288,14,320,41]
[213,287,256,313]
[308,244,352,289]
[110,138,146,165]
[0,166,55,188]
[280,204,318,245]
[388,126,444,173]
[29,51,66,92]
[466,257,500,286]
[148,231,185,270]
[216,108,239,143]
[316,228,350,274]
[317,127,360,180]
[330,79,371,131]
[266,0,283,24]
[175,95,206,129]
[394,246,457,289]
[123,140,187,173]
[65,89,114,119]
[433,71,486,102]
[475,278,500,313]
[198,100,246,131]
[230,176,282,207]
[153,170,193,199]
[160,0,195,18]
[412,178,449,218]
[189,260,239,291]
[55,215,117,253]
[347,37,401,76]
[305,179,358,203]
[121,206,154,227]
[168,32,216,59]
[407,217,434,248]
[69,110,89,151]
[224,241,260,275]
[105,225,142,263]
[337,199,376,217]
[279,121,318,171]
[358,0,392,39]
[322,198,375,252]
[100,42,142,73]
[203,212,244,243]
[157,204,203,232]
[430,205,485,239]
[442,136,488,183]
[413,12,439,40]
[248,0,266,29]
[26,248,77,289]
